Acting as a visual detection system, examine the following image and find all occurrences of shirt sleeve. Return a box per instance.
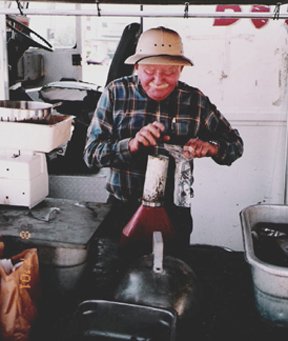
[199,95,244,166]
[83,86,134,169]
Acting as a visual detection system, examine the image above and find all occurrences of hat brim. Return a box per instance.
[125,54,193,66]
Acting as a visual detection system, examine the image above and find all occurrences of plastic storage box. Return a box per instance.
[0,114,73,152]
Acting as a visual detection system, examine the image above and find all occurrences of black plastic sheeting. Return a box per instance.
[28,240,288,341]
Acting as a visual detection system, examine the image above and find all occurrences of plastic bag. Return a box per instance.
[0,243,40,341]
[164,144,193,207]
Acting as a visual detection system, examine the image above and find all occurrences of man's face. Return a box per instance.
[136,64,183,101]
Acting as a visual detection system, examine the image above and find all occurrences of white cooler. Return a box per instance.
[0,101,73,208]
[0,152,48,208]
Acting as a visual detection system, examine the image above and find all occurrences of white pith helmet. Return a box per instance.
[125,26,193,66]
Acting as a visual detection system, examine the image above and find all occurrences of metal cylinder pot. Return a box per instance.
[115,232,200,319]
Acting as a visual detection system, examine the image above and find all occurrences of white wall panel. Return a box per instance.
[0,15,8,99]
[191,120,287,251]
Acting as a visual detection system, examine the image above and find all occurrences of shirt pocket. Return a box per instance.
[169,117,194,145]
[171,117,193,137]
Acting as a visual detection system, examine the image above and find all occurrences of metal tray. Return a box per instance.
[0,100,53,121]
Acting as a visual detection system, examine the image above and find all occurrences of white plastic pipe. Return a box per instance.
[142,154,169,207]
[0,6,287,19]
[152,231,164,273]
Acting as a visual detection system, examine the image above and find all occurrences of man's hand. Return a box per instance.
[129,121,170,153]
[183,138,219,159]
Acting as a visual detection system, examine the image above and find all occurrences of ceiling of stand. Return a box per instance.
[17,1,288,5]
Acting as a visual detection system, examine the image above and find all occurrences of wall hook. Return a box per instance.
[95,0,101,17]
[184,2,189,19]
[273,2,282,20]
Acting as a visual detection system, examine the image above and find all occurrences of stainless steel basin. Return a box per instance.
[240,204,288,326]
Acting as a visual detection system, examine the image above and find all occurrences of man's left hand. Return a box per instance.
[183,138,219,159]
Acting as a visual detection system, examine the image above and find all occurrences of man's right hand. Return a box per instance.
[128,121,170,154]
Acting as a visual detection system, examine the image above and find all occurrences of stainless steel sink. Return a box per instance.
[240,204,288,326]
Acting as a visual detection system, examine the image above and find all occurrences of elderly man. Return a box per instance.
[84,26,243,257]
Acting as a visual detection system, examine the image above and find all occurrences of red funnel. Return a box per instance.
[120,155,175,248]
[121,205,175,244]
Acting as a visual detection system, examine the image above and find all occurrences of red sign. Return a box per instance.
[213,5,277,29]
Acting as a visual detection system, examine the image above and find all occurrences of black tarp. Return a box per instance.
[27,242,288,341]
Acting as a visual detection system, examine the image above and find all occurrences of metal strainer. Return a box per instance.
[0,100,54,122]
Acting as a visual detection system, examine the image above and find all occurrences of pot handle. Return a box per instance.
[153,231,164,273]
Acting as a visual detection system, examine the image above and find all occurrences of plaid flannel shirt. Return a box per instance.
[84,75,243,202]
